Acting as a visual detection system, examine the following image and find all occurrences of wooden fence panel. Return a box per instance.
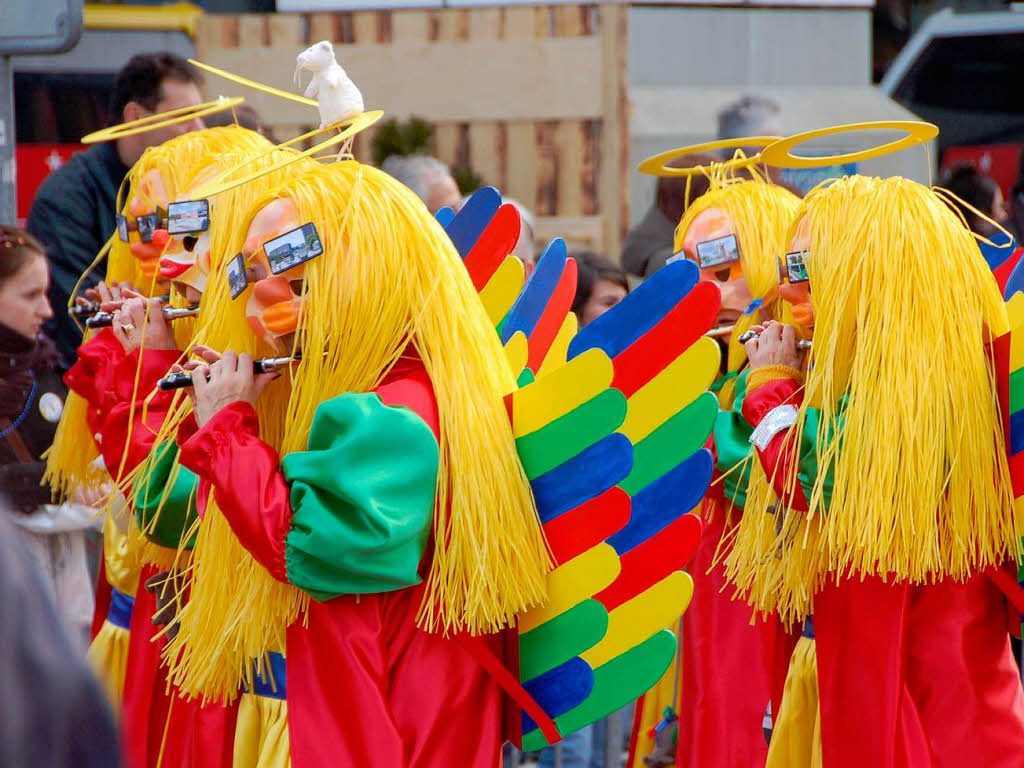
[194,3,627,256]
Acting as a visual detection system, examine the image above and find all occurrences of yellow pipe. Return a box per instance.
[84,3,204,37]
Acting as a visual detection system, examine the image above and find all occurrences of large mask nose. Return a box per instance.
[253,276,294,306]
[778,282,806,305]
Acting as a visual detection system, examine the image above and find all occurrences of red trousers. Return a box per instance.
[678,505,791,767]
[814,571,1024,768]
[121,564,237,768]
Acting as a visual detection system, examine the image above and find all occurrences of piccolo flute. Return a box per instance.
[157,354,301,391]
[737,329,812,350]
[87,304,200,329]
[70,293,170,319]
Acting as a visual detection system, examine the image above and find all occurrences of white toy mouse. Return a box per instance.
[295,41,365,129]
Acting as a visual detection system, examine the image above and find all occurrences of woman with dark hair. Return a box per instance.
[0,226,98,645]
[940,164,1009,236]
[571,250,630,327]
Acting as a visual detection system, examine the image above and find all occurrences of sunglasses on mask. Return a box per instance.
[226,222,324,300]
[116,199,210,244]
[780,251,810,284]
[666,233,742,270]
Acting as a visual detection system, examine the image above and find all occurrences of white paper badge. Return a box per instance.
[38,392,64,423]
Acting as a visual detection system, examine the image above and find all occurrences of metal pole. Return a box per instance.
[605,710,624,768]
[0,56,16,223]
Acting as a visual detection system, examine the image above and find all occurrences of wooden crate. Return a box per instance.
[193,4,628,257]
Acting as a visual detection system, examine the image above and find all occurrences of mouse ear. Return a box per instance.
[318,41,330,50]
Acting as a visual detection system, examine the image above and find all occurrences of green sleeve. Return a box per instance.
[716,371,755,509]
[134,441,199,549]
[792,405,839,510]
[282,392,439,601]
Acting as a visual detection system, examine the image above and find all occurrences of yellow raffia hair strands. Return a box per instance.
[165,160,549,702]
[725,175,1018,623]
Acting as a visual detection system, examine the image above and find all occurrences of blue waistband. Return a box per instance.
[248,652,287,700]
[108,588,135,630]
[802,616,815,639]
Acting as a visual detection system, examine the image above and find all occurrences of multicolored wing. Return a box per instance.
[982,231,1024,299]
[511,259,722,749]
[443,187,576,381]
[501,239,578,383]
[442,187,528,329]
[994,291,1024,631]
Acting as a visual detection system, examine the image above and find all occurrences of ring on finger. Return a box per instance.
[120,323,135,333]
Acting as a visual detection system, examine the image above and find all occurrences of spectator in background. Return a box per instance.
[28,53,204,364]
[382,154,462,214]
[621,152,718,278]
[940,164,1009,237]
[572,251,629,326]
[717,94,783,146]
[0,228,100,647]
[0,502,120,767]
[204,103,278,143]
[1009,151,1024,243]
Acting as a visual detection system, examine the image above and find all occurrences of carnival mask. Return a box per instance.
[780,216,813,330]
[675,207,754,328]
[118,169,176,281]
[158,198,212,296]
[235,198,316,351]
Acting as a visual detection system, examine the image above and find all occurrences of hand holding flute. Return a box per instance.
[110,295,179,354]
[165,348,280,427]
[70,281,144,319]
[741,321,809,372]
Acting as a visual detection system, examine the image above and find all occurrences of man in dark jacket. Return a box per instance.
[27,52,204,364]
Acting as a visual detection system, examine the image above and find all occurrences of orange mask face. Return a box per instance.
[239,198,308,351]
[678,207,754,329]
[779,216,813,330]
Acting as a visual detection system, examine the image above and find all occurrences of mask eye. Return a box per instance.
[290,279,305,295]
[714,268,731,282]
[183,236,198,252]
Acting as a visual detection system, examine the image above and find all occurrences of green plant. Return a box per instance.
[451,166,484,196]
[370,117,434,168]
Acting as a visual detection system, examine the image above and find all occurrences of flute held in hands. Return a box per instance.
[86,304,199,329]
[157,354,300,391]
[737,329,812,350]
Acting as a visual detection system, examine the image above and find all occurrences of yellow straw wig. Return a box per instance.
[163,160,549,702]
[725,175,1017,622]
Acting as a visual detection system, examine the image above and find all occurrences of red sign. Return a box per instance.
[941,144,1023,199]
[15,143,87,223]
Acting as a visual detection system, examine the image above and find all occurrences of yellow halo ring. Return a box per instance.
[189,59,319,108]
[760,121,939,169]
[637,136,782,177]
[189,110,384,200]
[81,97,246,144]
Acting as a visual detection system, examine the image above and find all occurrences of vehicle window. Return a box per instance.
[14,72,114,143]
[893,32,1024,113]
